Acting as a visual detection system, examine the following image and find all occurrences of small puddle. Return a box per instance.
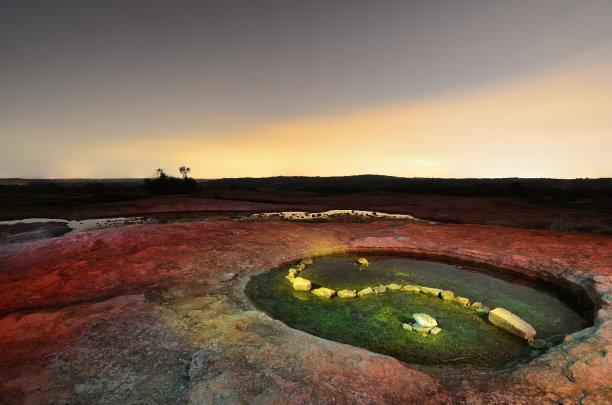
[0,217,146,236]
[245,254,588,369]
[251,210,429,222]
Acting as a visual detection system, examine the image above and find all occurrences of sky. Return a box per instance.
[1,0,611,179]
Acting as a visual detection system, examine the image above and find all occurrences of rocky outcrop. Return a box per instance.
[0,219,610,403]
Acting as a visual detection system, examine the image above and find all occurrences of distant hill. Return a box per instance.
[201,175,612,200]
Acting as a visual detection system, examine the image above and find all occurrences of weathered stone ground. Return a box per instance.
[1,217,611,404]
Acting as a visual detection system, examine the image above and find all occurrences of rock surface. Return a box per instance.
[413,313,438,329]
[0,219,611,404]
[292,277,312,291]
[373,285,387,294]
[312,287,336,298]
[453,296,470,306]
[488,307,537,339]
[421,287,443,297]
[338,290,357,298]
[402,284,421,292]
[440,290,454,300]
[358,287,374,297]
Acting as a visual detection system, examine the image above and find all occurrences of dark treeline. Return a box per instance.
[1,175,611,201]
[143,167,197,194]
[202,175,612,200]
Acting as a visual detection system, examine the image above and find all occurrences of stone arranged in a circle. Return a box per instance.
[337,289,357,298]
[292,277,312,291]
[311,287,336,298]
[358,287,374,296]
[421,287,443,297]
[440,290,454,300]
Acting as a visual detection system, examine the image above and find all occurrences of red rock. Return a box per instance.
[0,219,610,403]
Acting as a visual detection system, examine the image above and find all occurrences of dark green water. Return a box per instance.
[245,254,587,369]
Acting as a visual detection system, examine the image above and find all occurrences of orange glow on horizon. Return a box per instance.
[93,54,612,179]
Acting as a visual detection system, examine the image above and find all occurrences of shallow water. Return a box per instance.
[0,217,145,235]
[246,254,587,369]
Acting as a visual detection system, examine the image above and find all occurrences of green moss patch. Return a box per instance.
[246,255,586,369]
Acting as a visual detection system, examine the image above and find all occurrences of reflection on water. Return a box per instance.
[246,255,587,369]
[0,217,146,235]
[251,209,428,221]
[0,209,428,239]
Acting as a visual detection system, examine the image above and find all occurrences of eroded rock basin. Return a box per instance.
[0,219,610,403]
[247,255,588,369]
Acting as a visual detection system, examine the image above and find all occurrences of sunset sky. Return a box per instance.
[1,1,611,179]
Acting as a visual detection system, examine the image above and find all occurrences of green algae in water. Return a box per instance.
[245,255,587,369]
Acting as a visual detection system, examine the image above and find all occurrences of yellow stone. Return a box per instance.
[311,287,336,298]
[401,284,421,293]
[358,287,374,296]
[292,277,312,291]
[300,258,313,265]
[373,285,387,294]
[412,324,431,333]
[453,296,470,306]
[386,283,402,290]
[413,313,437,328]
[337,290,357,298]
[440,290,454,300]
[421,287,443,297]
[488,307,536,339]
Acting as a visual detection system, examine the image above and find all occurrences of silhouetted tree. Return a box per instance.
[155,168,168,179]
[144,166,198,194]
[179,166,191,179]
